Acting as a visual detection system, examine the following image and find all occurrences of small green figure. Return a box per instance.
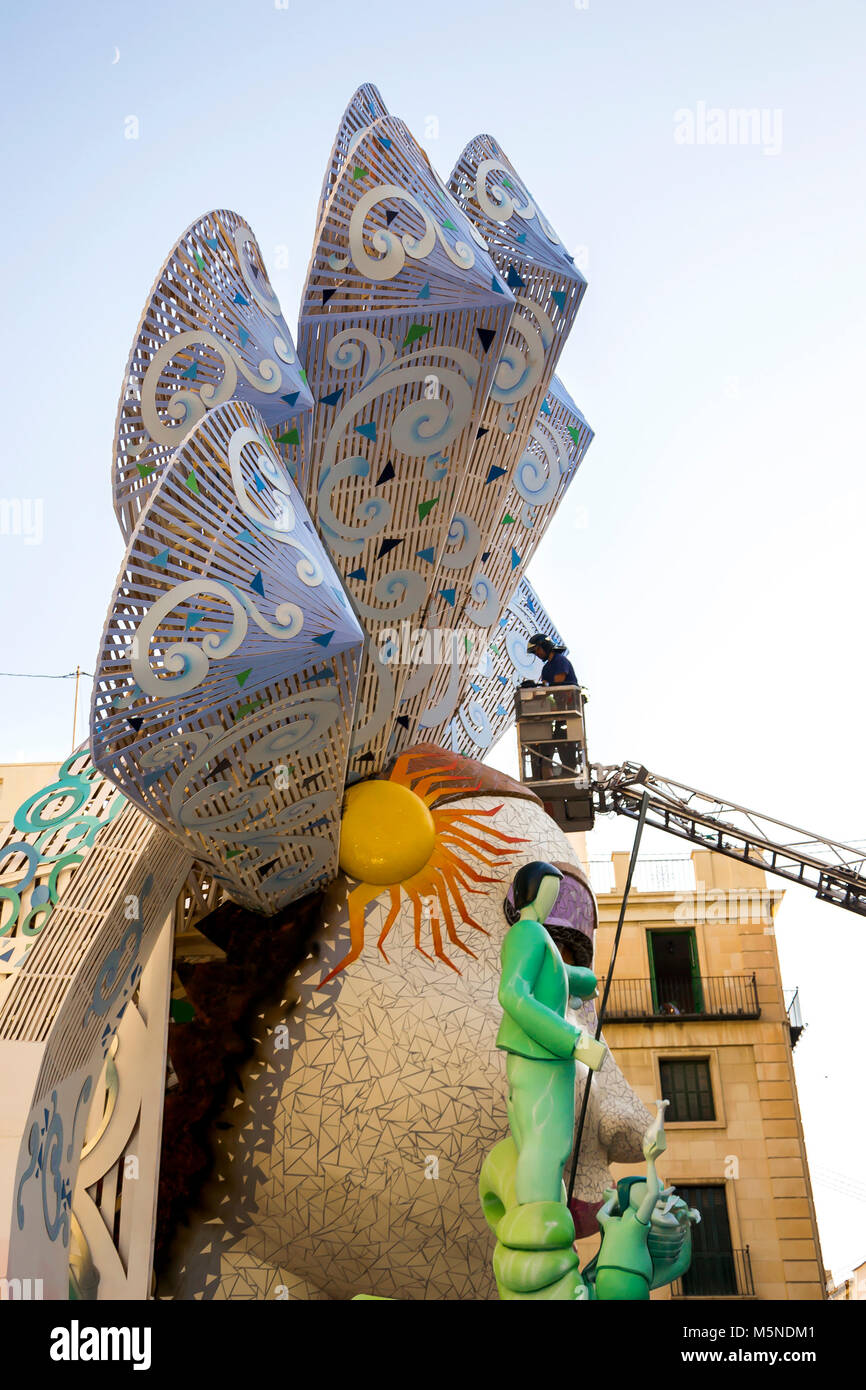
[497,861,606,1205]
[581,1098,701,1300]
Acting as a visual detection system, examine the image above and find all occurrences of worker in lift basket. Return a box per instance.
[524,634,580,781]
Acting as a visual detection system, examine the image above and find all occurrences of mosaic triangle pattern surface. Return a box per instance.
[159,791,648,1301]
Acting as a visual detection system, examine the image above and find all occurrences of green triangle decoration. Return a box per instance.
[501,512,516,525]
[276,427,300,446]
[236,669,252,688]
[568,425,583,446]
[403,323,431,348]
[185,470,200,495]
[418,496,439,521]
[136,463,155,479]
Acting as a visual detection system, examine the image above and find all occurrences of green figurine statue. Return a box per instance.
[497,861,605,1204]
[581,1098,701,1300]
[479,860,607,1300]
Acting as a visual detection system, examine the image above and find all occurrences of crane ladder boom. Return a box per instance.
[592,761,866,916]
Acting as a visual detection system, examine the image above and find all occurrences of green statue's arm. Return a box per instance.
[498,921,580,1058]
[596,1188,617,1229]
[566,966,598,1000]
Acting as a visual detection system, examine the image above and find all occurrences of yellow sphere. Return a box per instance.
[339,780,436,885]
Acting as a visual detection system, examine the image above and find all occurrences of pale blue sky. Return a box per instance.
[1,0,864,1279]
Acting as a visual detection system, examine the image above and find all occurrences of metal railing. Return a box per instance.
[671,1246,755,1298]
[596,973,760,1021]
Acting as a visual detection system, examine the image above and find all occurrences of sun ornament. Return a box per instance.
[327,746,531,984]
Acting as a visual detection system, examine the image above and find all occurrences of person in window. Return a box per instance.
[525,635,579,780]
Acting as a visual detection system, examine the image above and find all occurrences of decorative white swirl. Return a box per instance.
[418,644,463,729]
[318,352,475,545]
[514,420,569,509]
[348,182,475,282]
[352,569,427,621]
[491,296,555,407]
[233,227,284,323]
[473,158,562,246]
[350,637,397,750]
[139,330,281,448]
[228,422,323,585]
[326,329,396,385]
[464,573,500,627]
[439,512,481,570]
[459,700,493,750]
[506,628,539,678]
[130,579,304,696]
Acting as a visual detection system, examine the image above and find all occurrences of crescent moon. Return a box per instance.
[111,46,120,64]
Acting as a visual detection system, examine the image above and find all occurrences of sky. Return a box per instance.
[1,0,864,1281]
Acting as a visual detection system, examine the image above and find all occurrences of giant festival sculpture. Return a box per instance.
[0,82,685,1301]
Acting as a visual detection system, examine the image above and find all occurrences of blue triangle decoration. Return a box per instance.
[0,948,15,963]
[378,135,392,150]
[181,362,198,380]
[486,465,507,484]
[417,280,431,300]
[239,327,250,347]
[205,236,219,249]
[491,276,505,294]
[250,570,266,597]
[376,461,396,484]
[313,631,334,648]
[151,548,170,568]
[355,421,377,441]
[470,682,481,693]
[496,704,508,717]
[319,387,344,407]
[233,292,249,305]
[505,265,526,290]
[185,611,204,630]
[540,398,552,415]
[347,565,367,581]
[481,550,491,562]
[236,528,257,544]
[439,588,456,606]
[515,232,527,244]
[551,290,567,312]
[253,472,266,493]
[511,547,521,569]
[526,596,536,613]
[416,546,435,564]
[281,391,300,406]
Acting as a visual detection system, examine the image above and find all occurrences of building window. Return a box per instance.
[675,1185,738,1296]
[659,1057,715,1122]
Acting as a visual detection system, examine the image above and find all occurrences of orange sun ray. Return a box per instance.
[376,886,403,964]
[321,880,383,984]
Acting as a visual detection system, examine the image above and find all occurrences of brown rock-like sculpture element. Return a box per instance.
[159,748,649,1300]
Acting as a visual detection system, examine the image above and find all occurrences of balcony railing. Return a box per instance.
[671,1246,755,1298]
[596,974,760,1022]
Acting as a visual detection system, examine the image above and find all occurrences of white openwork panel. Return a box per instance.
[417,375,592,747]
[449,577,566,758]
[91,399,364,912]
[389,139,587,747]
[113,209,313,540]
[298,115,515,776]
[315,82,391,230]
[0,750,127,993]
